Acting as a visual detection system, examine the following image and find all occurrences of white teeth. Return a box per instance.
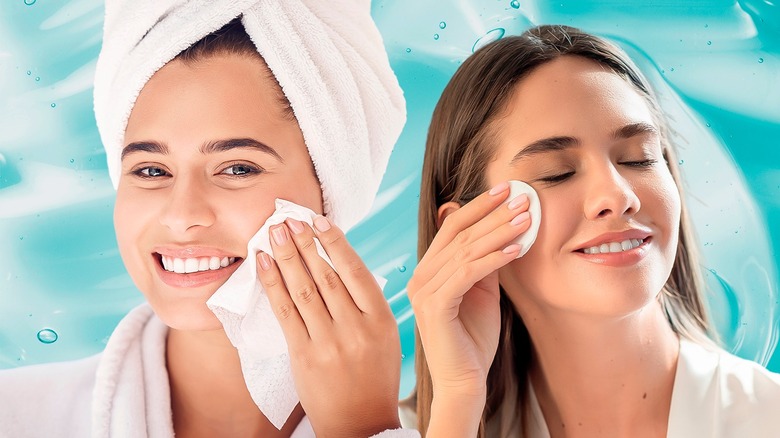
[583,238,644,255]
[161,255,238,273]
[184,258,198,273]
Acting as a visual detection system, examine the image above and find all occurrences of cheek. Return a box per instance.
[642,170,681,240]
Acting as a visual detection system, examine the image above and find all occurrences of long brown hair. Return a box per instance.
[413,24,713,437]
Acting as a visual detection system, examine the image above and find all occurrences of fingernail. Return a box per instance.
[508,193,529,210]
[271,226,288,245]
[489,181,510,196]
[511,211,530,226]
[286,218,304,234]
[258,252,272,271]
[313,215,331,232]
[503,244,522,254]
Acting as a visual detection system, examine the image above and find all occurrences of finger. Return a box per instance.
[426,182,513,256]
[421,184,529,277]
[414,206,531,300]
[285,218,359,322]
[256,251,310,342]
[310,215,388,316]
[410,215,529,303]
[269,223,333,337]
[412,246,518,324]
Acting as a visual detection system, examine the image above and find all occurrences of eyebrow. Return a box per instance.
[121,138,284,162]
[509,122,659,165]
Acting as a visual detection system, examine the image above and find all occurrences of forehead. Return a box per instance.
[125,54,288,146]
[497,55,655,143]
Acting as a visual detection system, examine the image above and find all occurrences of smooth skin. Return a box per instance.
[411,56,681,437]
[117,53,400,438]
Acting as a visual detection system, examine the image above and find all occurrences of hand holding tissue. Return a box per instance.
[207,199,400,433]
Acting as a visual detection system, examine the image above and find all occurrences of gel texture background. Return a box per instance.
[0,0,778,397]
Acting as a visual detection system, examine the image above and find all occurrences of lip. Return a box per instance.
[152,251,243,288]
[573,229,653,268]
[574,229,652,252]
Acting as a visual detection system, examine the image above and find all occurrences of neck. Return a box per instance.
[521,300,679,438]
[166,328,305,438]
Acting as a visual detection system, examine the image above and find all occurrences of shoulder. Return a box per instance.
[670,339,780,436]
[0,354,101,437]
[681,339,780,401]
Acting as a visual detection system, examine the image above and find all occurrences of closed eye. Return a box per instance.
[539,171,575,183]
[620,159,658,168]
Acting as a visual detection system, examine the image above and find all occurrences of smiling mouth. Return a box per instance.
[155,253,242,274]
[576,237,650,255]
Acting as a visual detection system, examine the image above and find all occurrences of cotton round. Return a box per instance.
[507,180,541,258]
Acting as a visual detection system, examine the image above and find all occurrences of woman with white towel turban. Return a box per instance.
[0,1,417,437]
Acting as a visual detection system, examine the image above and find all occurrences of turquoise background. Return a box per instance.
[0,0,778,398]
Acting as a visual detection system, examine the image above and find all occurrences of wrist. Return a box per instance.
[427,393,486,438]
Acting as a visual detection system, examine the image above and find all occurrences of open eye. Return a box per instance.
[219,163,263,177]
[133,166,170,178]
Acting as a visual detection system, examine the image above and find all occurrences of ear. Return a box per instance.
[436,201,462,229]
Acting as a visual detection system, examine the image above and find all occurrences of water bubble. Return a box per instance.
[24,0,36,5]
[50,103,56,108]
[704,23,709,28]
[439,21,447,29]
[472,28,505,53]
[405,48,411,53]
[401,354,406,360]
[433,33,440,40]
[510,0,520,8]
[397,265,407,273]
[670,67,675,72]
[707,41,712,45]
[19,236,24,240]
[678,159,684,165]
[69,158,75,163]
[706,122,711,127]
[35,76,40,81]
[26,70,31,75]
[758,57,764,63]
[37,328,58,344]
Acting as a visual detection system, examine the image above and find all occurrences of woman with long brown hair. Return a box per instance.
[406,25,780,437]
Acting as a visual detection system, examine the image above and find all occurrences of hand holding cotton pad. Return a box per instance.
[506,180,542,258]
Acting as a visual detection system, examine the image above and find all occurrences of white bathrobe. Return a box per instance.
[399,339,780,437]
[522,340,780,437]
[0,304,417,438]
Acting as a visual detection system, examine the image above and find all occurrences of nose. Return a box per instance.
[158,175,216,234]
[583,163,641,220]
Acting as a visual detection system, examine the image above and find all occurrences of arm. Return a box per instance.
[407,182,531,437]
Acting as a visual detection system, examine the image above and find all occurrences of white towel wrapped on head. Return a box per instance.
[94,0,406,232]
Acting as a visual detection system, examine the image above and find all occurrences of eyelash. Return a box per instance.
[219,162,263,177]
[539,159,658,184]
[131,166,169,179]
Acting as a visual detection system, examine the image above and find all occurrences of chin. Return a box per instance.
[147,296,225,331]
